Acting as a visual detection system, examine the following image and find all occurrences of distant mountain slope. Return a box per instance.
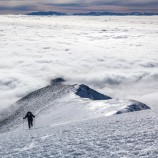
[27,11,66,16]
[73,12,158,16]
[26,11,158,16]
[0,78,150,133]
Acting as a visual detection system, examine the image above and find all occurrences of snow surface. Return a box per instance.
[0,82,152,157]
[0,107,157,158]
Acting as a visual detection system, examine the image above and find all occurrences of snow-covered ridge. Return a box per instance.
[0,78,150,133]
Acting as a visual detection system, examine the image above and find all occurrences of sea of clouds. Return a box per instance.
[0,15,158,119]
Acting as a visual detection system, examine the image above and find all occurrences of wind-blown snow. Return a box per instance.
[0,15,158,114]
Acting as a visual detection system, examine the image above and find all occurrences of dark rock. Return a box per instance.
[51,78,65,85]
[75,84,111,100]
[27,11,66,16]
[116,100,150,114]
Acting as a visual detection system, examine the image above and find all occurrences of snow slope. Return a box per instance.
[0,81,155,158]
[0,107,157,158]
[0,80,150,134]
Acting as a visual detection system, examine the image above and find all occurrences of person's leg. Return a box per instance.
[28,121,31,129]
[31,120,33,127]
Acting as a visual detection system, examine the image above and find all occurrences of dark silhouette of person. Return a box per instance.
[23,111,35,129]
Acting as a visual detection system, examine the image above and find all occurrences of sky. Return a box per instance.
[0,0,158,14]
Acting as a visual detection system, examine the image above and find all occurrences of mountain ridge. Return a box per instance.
[0,78,150,133]
[26,11,158,16]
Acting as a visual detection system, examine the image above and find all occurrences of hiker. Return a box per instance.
[23,111,35,129]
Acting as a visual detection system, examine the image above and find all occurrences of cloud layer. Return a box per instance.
[0,16,158,115]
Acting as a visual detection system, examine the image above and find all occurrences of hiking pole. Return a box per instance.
[34,117,36,128]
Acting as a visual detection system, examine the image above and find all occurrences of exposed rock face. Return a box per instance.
[116,100,150,114]
[51,78,65,85]
[75,84,112,100]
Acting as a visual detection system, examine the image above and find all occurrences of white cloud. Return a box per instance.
[0,15,158,114]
